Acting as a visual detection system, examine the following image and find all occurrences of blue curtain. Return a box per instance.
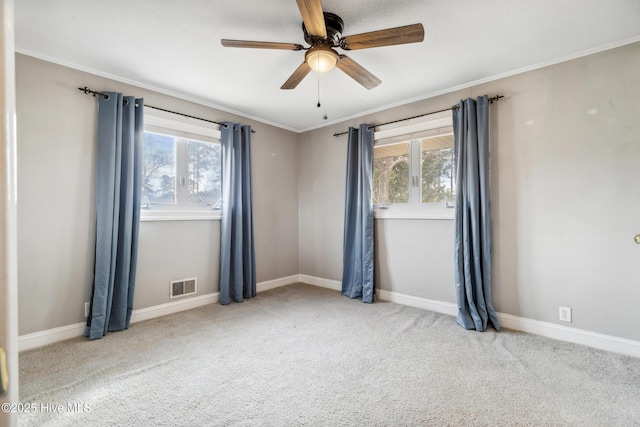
[85,93,143,340]
[219,122,256,305]
[453,96,500,331]
[342,124,375,303]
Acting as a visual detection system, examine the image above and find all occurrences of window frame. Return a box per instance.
[373,110,455,220]
[141,110,222,222]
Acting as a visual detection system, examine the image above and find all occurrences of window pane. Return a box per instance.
[373,142,410,204]
[187,140,221,207]
[421,135,455,203]
[143,132,176,205]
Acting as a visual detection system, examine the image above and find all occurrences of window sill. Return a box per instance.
[374,208,455,220]
[140,210,221,222]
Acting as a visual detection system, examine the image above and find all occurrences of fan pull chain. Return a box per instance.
[317,56,321,108]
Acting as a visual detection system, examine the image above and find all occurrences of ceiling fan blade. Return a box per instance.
[296,0,327,38]
[281,62,312,90]
[340,23,424,50]
[336,55,381,90]
[221,39,304,51]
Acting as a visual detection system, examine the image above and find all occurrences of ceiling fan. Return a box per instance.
[221,0,425,90]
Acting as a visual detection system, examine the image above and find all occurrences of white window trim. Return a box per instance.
[140,210,221,222]
[373,110,455,220]
[141,110,222,222]
[144,109,222,140]
[374,207,454,220]
[374,111,452,141]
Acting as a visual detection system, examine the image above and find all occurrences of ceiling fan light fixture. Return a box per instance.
[305,45,338,73]
[221,3,425,90]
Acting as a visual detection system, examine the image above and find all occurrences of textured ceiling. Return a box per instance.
[15,0,640,132]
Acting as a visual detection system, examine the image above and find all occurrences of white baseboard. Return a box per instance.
[18,322,87,352]
[19,292,220,352]
[378,287,640,359]
[496,312,640,359]
[130,292,219,324]
[20,274,640,358]
[19,275,299,352]
[299,274,640,359]
[298,274,342,291]
[376,288,458,316]
[257,274,300,292]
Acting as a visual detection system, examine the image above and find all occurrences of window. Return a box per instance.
[372,111,455,219]
[141,112,222,221]
[420,135,455,204]
[143,132,177,205]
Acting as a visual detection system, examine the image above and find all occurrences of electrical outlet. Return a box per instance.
[559,307,571,322]
[85,302,90,318]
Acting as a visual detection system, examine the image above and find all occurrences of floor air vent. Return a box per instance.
[170,277,197,298]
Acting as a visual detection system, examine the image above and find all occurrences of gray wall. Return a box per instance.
[16,42,640,344]
[298,42,640,341]
[16,54,299,335]
[298,89,465,299]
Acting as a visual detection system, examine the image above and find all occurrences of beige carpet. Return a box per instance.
[19,283,640,426]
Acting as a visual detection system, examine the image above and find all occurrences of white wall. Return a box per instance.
[16,54,299,335]
[298,42,640,342]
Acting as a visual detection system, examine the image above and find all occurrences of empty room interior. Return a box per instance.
[2,0,640,426]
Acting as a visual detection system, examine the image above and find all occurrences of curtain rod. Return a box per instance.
[78,86,256,133]
[332,95,504,137]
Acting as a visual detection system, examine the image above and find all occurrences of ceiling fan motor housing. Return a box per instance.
[303,12,344,46]
[221,2,424,90]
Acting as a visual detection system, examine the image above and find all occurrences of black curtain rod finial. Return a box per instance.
[78,86,108,99]
[78,85,256,133]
